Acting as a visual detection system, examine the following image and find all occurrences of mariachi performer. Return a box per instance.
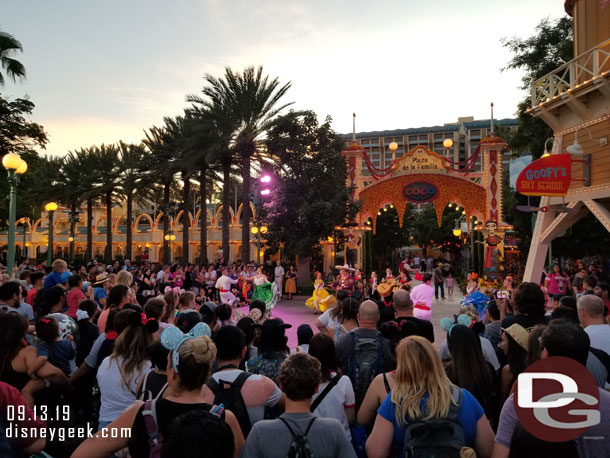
[397,270,412,291]
[250,266,280,317]
[332,264,355,296]
[377,276,400,309]
[305,272,337,314]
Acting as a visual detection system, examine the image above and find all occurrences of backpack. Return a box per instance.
[206,370,252,436]
[279,417,317,458]
[347,331,384,407]
[403,386,465,458]
[142,399,224,458]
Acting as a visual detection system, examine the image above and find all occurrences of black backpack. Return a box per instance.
[206,371,252,436]
[403,385,465,458]
[346,331,384,407]
[279,417,316,458]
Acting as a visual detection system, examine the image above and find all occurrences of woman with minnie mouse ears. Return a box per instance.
[73,322,244,458]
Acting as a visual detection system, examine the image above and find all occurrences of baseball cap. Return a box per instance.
[176,311,202,333]
[257,317,292,340]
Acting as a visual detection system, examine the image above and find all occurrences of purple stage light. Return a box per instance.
[260,175,271,183]
[261,189,271,196]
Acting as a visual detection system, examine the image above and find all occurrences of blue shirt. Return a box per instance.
[38,339,76,376]
[94,287,107,307]
[377,388,483,457]
[43,271,64,289]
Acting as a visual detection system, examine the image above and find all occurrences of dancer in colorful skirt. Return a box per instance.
[305,272,336,314]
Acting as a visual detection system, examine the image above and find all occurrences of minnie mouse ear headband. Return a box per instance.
[127,312,160,334]
[164,286,182,295]
[440,314,472,336]
[233,308,263,322]
[161,322,212,372]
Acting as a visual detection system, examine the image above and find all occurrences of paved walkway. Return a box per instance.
[235,285,464,350]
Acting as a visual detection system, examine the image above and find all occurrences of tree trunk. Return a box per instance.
[86,198,93,262]
[70,202,77,262]
[126,191,133,260]
[105,191,113,262]
[222,160,231,262]
[182,171,190,263]
[199,163,208,265]
[163,182,170,265]
[241,150,252,263]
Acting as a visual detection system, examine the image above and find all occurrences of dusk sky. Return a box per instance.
[1,0,565,155]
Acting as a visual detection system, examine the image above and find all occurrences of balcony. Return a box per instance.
[528,38,610,129]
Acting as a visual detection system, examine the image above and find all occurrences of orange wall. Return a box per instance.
[574,0,610,55]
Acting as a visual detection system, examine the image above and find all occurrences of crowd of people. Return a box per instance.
[0,255,609,458]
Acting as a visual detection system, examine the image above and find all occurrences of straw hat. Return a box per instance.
[335,263,355,272]
[502,323,529,351]
[94,273,109,285]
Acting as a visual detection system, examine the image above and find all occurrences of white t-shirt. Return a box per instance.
[439,335,500,371]
[586,325,610,355]
[311,373,355,440]
[97,356,151,423]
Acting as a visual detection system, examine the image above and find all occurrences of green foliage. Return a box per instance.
[0,150,54,225]
[0,29,26,86]
[262,110,349,258]
[502,17,573,159]
[0,94,47,155]
[500,16,575,256]
[409,204,464,256]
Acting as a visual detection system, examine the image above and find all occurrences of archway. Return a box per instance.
[342,140,508,284]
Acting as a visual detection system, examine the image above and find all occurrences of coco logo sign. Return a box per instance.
[515,356,600,442]
[402,182,438,203]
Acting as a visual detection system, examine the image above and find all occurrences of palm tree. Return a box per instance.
[183,106,232,265]
[70,147,101,263]
[118,142,148,260]
[188,67,292,262]
[56,152,90,261]
[144,122,178,264]
[0,29,26,86]
[91,144,120,262]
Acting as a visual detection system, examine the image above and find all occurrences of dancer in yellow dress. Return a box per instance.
[305,272,336,314]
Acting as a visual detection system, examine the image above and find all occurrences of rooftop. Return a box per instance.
[344,118,518,139]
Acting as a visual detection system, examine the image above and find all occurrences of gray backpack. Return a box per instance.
[346,331,384,408]
[403,386,465,458]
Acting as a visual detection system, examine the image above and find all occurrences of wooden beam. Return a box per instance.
[537,110,561,131]
[523,197,554,282]
[583,199,610,232]
[540,202,587,244]
[566,94,590,122]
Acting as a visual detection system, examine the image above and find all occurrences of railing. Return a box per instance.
[531,38,610,107]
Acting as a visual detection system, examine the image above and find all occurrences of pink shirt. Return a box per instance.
[545,272,569,295]
[66,289,86,319]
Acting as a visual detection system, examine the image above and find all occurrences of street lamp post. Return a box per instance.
[66,209,81,264]
[250,222,268,265]
[45,202,58,266]
[164,233,176,263]
[18,218,29,260]
[2,154,27,274]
